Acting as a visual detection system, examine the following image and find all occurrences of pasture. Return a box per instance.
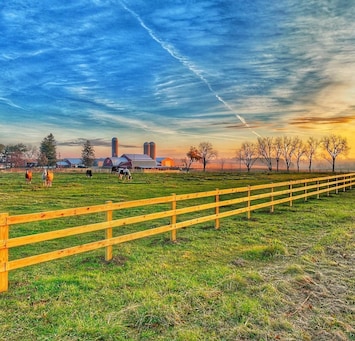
[0,170,354,340]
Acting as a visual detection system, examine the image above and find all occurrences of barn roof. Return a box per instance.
[64,158,82,165]
[103,156,127,167]
[103,154,157,169]
[156,157,173,162]
[122,154,154,161]
[122,154,156,168]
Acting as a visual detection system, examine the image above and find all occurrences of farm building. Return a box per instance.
[57,158,85,168]
[102,154,156,170]
[93,158,105,167]
[156,157,175,167]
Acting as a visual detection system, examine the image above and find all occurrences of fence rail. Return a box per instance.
[1,173,355,292]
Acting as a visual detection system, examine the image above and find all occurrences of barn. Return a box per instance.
[102,154,156,170]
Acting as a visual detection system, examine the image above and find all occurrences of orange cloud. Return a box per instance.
[290,115,355,126]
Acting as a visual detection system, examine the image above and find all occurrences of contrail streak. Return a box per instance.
[120,1,261,138]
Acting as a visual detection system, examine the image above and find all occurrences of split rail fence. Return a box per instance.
[1,173,355,292]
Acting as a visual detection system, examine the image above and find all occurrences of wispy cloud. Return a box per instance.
[0,97,24,110]
[119,0,259,136]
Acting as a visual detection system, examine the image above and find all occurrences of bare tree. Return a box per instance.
[198,142,217,172]
[257,137,273,171]
[23,145,38,159]
[5,144,28,168]
[273,137,283,172]
[237,142,258,172]
[321,134,349,172]
[281,136,298,172]
[219,158,226,171]
[37,153,48,167]
[293,137,306,172]
[305,137,319,172]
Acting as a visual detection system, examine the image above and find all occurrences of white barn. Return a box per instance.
[102,154,156,170]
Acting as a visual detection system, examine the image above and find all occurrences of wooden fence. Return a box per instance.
[1,173,354,292]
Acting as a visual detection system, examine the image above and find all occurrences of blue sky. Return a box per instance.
[1,0,355,158]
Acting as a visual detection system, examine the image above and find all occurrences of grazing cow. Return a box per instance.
[122,168,132,181]
[118,168,132,181]
[86,169,93,178]
[117,168,124,180]
[25,169,33,184]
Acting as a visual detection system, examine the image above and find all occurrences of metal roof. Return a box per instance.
[122,154,155,161]
[103,154,157,168]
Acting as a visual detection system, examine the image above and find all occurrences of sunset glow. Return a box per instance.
[1,1,354,160]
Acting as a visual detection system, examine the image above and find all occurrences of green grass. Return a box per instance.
[0,170,354,340]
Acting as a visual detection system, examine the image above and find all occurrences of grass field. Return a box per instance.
[0,170,354,340]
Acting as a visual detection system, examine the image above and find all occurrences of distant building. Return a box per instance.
[103,154,156,170]
[156,157,175,167]
[59,158,85,168]
[93,158,105,167]
[56,160,70,168]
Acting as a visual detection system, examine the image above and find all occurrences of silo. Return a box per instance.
[112,137,118,157]
[149,141,156,160]
[143,142,150,156]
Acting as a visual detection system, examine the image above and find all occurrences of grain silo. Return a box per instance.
[143,142,150,156]
[112,137,118,157]
[149,141,156,160]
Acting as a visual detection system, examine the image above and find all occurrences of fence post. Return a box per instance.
[327,179,330,196]
[215,189,220,229]
[289,182,293,207]
[105,201,113,261]
[270,185,274,213]
[0,213,9,293]
[317,181,320,199]
[247,186,251,219]
[304,181,308,201]
[335,176,339,194]
[343,175,346,192]
[170,194,177,242]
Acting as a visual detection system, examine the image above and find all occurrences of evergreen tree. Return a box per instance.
[81,140,95,167]
[39,133,57,166]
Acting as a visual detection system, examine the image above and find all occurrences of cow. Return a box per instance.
[118,168,132,181]
[86,169,93,178]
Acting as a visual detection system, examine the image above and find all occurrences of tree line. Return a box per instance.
[182,134,350,173]
[0,134,95,168]
[0,133,350,172]
[237,134,349,172]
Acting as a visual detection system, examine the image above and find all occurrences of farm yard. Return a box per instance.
[0,170,354,340]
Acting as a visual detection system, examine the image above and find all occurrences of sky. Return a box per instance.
[1,0,355,160]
